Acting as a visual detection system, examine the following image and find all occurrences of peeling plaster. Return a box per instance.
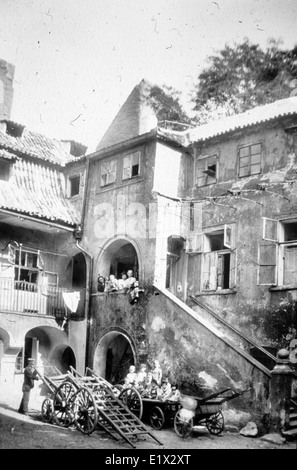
[198,370,218,388]
[151,316,166,332]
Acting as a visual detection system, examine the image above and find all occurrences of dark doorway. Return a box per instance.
[105,335,134,384]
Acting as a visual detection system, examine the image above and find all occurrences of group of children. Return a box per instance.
[121,361,181,402]
[97,269,140,304]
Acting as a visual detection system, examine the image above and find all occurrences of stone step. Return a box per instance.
[288,419,297,428]
[289,412,297,420]
[282,428,297,439]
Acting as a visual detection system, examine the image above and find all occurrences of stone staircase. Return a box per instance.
[282,399,297,440]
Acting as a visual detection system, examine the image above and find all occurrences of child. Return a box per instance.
[125,365,137,386]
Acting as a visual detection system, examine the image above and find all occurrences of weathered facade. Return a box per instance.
[0,60,88,400]
[1,64,297,429]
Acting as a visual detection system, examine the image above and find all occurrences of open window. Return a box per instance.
[195,155,218,187]
[0,160,11,181]
[100,159,117,187]
[122,151,140,180]
[69,175,80,197]
[201,225,236,291]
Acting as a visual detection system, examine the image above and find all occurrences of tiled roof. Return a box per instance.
[0,158,80,225]
[0,122,79,166]
[0,148,18,160]
[189,97,297,143]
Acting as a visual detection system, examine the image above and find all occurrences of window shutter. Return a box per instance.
[229,251,237,288]
[224,224,232,249]
[257,243,277,285]
[263,217,278,242]
[37,250,44,270]
[202,252,217,290]
[186,233,204,253]
[7,243,16,264]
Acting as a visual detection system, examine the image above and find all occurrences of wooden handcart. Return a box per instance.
[37,365,162,448]
[174,387,251,438]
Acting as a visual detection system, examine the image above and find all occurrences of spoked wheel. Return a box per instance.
[73,387,98,435]
[206,411,224,435]
[119,387,143,420]
[41,398,53,423]
[174,410,193,438]
[53,381,76,427]
[150,406,165,430]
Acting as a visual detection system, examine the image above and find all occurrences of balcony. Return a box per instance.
[0,279,85,319]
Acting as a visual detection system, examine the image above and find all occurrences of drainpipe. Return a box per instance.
[75,239,93,372]
[74,155,93,371]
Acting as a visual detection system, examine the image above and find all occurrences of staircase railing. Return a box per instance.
[189,294,277,367]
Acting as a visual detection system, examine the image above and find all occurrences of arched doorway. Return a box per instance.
[93,330,136,384]
[50,345,76,373]
[23,326,67,369]
[97,238,140,280]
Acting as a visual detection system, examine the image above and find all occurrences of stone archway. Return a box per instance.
[50,344,76,373]
[96,237,142,281]
[93,329,136,384]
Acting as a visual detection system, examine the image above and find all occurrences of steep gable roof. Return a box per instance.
[96,79,158,151]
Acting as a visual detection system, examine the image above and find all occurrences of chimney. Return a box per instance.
[0,59,15,121]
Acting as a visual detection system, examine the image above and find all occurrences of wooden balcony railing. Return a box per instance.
[0,279,85,319]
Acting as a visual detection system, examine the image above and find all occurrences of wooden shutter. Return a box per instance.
[224,224,232,249]
[186,233,204,253]
[257,243,277,285]
[263,217,278,242]
[229,251,237,288]
[202,252,217,290]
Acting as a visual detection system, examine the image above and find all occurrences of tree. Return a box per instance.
[147,84,191,125]
[192,38,297,124]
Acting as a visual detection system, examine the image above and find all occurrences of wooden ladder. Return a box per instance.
[68,367,163,448]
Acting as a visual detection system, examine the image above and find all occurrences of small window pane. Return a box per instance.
[251,144,261,155]
[251,153,261,165]
[239,156,250,167]
[239,166,250,177]
[239,147,249,158]
[101,160,116,186]
[250,164,261,175]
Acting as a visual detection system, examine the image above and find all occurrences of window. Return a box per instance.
[122,152,140,180]
[238,143,262,178]
[201,226,236,291]
[195,155,217,187]
[0,160,10,181]
[13,248,43,285]
[69,175,80,196]
[259,217,297,286]
[100,159,117,187]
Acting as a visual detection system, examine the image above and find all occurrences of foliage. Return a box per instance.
[192,38,297,124]
[259,298,297,348]
[147,84,191,124]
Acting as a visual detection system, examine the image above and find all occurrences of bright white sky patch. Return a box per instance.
[0,0,296,151]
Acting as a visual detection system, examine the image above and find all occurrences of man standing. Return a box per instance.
[18,358,41,416]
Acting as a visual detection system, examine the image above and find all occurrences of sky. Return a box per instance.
[0,0,296,152]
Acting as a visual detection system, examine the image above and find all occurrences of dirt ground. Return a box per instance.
[0,403,296,451]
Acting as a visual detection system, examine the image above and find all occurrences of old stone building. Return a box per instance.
[1,61,297,427]
[0,59,88,400]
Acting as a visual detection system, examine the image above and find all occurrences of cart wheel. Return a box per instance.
[53,381,76,427]
[150,406,165,430]
[41,398,53,423]
[73,387,98,435]
[119,387,143,420]
[206,411,224,435]
[174,410,193,438]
